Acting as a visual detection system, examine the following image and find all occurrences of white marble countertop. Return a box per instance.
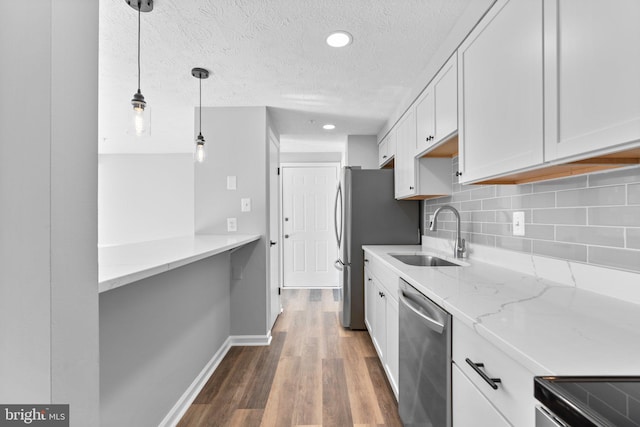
[363,244,640,376]
[99,234,261,293]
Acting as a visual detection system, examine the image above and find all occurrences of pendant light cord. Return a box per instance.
[137,0,141,92]
[199,76,202,134]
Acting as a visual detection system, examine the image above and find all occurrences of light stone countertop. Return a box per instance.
[99,234,261,293]
[362,244,640,376]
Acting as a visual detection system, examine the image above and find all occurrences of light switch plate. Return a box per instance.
[513,211,525,236]
[227,176,237,190]
[241,198,251,212]
[227,217,237,232]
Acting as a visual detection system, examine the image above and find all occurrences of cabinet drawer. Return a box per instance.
[363,253,399,301]
[452,319,536,427]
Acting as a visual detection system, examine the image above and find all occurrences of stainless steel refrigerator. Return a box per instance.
[333,167,420,330]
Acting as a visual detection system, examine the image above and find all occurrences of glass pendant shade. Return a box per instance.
[131,90,146,136]
[195,134,206,163]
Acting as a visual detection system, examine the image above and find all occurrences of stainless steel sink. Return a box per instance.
[390,254,461,267]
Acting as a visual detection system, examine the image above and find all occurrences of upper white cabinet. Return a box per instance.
[378,129,396,168]
[394,110,418,198]
[457,0,544,184]
[457,0,640,184]
[543,0,640,161]
[416,55,458,156]
[395,108,452,200]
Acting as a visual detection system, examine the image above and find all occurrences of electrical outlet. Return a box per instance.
[429,215,435,229]
[241,198,251,212]
[513,211,525,236]
[227,217,237,232]
[227,176,237,190]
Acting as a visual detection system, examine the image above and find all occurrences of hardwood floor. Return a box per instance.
[178,289,403,427]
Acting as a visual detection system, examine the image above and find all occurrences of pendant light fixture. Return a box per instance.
[192,67,209,163]
[126,0,153,136]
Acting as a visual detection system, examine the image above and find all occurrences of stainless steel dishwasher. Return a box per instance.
[398,278,452,427]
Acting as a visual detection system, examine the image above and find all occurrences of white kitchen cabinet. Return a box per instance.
[364,269,376,332]
[378,129,396,168]
[415,87,435,155]
[416,55,458,156]
[457,0,544,183]
[385,295,399,394]
[543,0,640,161]
[394,110,417,198]
[453,364,512,427]
[453,318,537,427]
[363,252,400,398]
[394,108,452,200]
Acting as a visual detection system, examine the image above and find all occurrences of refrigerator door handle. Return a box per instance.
[333,183,342,248]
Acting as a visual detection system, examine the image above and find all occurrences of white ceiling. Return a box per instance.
[98,0,472,154]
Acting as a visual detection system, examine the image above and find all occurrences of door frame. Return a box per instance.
[268,130,282,329]
[280,162,341,289]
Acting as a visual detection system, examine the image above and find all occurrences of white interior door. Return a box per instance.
[282,165,339,288]
[268,134,281,328]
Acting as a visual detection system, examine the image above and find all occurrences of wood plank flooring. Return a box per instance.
[178,289,403,427]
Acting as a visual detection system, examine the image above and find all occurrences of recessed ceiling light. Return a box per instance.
[323,124,336,130]
[326,31,352,48]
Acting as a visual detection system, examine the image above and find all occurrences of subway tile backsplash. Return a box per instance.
[423,160,640,273]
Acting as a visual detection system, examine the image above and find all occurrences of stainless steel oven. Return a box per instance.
[535,376,640,427]
[398,279,452,427]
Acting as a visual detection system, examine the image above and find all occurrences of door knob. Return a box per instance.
[270,240,277,246]
[285,234,290,239]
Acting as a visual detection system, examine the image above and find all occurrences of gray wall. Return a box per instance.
[100,255,231,427]
[346,135,378,168]
[0,1,100,424]
[424,158,640,273]
[195,106,271,336]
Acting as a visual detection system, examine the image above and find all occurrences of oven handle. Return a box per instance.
[398,291,445,334]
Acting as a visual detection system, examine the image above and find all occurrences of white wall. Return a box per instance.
[100,255,231,427]
[346,135,378,168]
[195,106,273,336]
[0,1,100,424]
[98,154,194,246]
[280,151,343,163]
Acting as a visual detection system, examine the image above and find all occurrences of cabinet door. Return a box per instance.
[458,0,544,183]
[544,0,640,161]
[415,87,435,155]
[385,295,399,398]
[453,364,512,427]
[394,110,417,198]
[372,279,387,360]
[364,269,376,332]
[378,137,389,167]
[434,55,458,144]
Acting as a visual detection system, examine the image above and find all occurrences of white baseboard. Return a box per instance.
[158,332,272,426]
[229,331,272,346]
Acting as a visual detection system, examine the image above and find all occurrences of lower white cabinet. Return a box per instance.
[363,252,400,397]
[452,364,512,427]
[452,318,538,427]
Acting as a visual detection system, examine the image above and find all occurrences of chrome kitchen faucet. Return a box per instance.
[430,205,466,259]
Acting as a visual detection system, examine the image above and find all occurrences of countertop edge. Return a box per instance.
[99,234,261,293]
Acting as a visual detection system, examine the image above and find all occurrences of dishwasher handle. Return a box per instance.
[398,291,445,334]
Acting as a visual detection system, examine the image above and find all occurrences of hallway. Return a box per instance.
[178,289,402,426]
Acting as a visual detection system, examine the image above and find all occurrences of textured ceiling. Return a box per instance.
[98,0,472,153]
